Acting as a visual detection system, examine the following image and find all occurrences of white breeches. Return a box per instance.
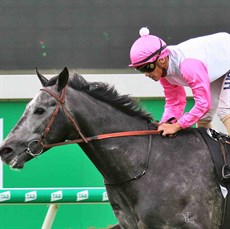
[200,70,230,133]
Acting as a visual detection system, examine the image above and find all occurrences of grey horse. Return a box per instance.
[0,68,223,228]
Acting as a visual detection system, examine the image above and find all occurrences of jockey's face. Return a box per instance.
[144,57,169,81]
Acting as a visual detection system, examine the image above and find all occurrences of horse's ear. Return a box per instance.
[35,67,49,87]
[57,67,69,91]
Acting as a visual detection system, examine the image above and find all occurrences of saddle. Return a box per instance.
[198,127,230,229]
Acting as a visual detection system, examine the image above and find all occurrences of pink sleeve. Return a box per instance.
[160,77,187,123]
[177,58,211,128]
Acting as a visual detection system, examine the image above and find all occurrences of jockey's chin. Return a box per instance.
[145,73,161,81]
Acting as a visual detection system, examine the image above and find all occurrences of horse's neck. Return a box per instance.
[69,89,147,136]
[68,89,151,182]
[79,114,150,183]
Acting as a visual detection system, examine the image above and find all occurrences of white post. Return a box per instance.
[41,204,59,229]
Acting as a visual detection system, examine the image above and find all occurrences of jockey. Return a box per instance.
[129,27,230,136]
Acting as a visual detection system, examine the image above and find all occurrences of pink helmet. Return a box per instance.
[129,27,169,67]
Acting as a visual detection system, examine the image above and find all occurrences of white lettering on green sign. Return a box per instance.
[51,191,63,202]
[0,191,10,202]
[25,191,37,202]
[77,190,88,201]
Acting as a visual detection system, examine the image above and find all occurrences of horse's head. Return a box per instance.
[0,67,72,169]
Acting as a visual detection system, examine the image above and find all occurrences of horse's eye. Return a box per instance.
[34,107,45,115]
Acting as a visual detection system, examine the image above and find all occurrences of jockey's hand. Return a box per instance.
[158,123,182,136]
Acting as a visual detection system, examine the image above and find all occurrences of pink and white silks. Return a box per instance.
[160,32,230,129]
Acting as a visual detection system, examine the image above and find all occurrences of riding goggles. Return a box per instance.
[135,62,157,73]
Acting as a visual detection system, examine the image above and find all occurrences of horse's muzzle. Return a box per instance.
[0,147,23,168]
[0,147,14,164]
[0,142,41,169]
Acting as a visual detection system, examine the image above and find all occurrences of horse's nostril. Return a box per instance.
[0,147,13,157]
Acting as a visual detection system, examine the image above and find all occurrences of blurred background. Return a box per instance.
[1,0,229,73]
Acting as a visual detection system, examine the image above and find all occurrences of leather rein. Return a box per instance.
[25,86,161,157]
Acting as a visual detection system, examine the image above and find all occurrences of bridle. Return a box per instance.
[25,86,162,183]
[25,86,162,157]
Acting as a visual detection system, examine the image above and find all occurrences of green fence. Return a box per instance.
[0,187,110,229]
[0,187,108,204]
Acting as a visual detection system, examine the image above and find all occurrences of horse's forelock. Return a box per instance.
[46,76,58,87]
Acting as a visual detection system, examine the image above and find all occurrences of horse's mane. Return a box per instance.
[73,73,153,121]
[47,73,153,122]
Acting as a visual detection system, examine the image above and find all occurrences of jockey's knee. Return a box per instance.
[216,107,230,134]
[197,109,215,128]
[218,112,230,135]
[196,119,212,128]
